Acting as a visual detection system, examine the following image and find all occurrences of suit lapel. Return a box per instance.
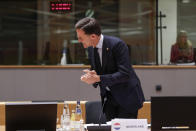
[102,36,109,72]
[89,47,96,70]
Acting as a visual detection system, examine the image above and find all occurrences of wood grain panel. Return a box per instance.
[138,102,151,124]
[0,102,5,126]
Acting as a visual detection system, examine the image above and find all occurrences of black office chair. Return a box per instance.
[85,101,107,124]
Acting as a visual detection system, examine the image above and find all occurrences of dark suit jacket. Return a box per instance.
[88,35,145,113]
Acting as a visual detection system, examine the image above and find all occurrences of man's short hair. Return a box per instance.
[75,17,101,36]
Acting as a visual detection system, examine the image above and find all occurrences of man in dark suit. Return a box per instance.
[75,17,145,121]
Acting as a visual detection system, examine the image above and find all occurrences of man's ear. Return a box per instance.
[90,34,97,39]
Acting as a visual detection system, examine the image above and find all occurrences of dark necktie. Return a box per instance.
[94,48,102,74]
[94,47,106,97]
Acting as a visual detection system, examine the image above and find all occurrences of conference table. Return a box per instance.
[0,101,150,131]
[0,101,86,131]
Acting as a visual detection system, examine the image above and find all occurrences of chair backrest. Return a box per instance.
[85,101,107,124]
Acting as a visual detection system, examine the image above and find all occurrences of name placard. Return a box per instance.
[111,119,147,131]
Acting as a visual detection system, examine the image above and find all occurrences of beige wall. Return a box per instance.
[0,67,196,101]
